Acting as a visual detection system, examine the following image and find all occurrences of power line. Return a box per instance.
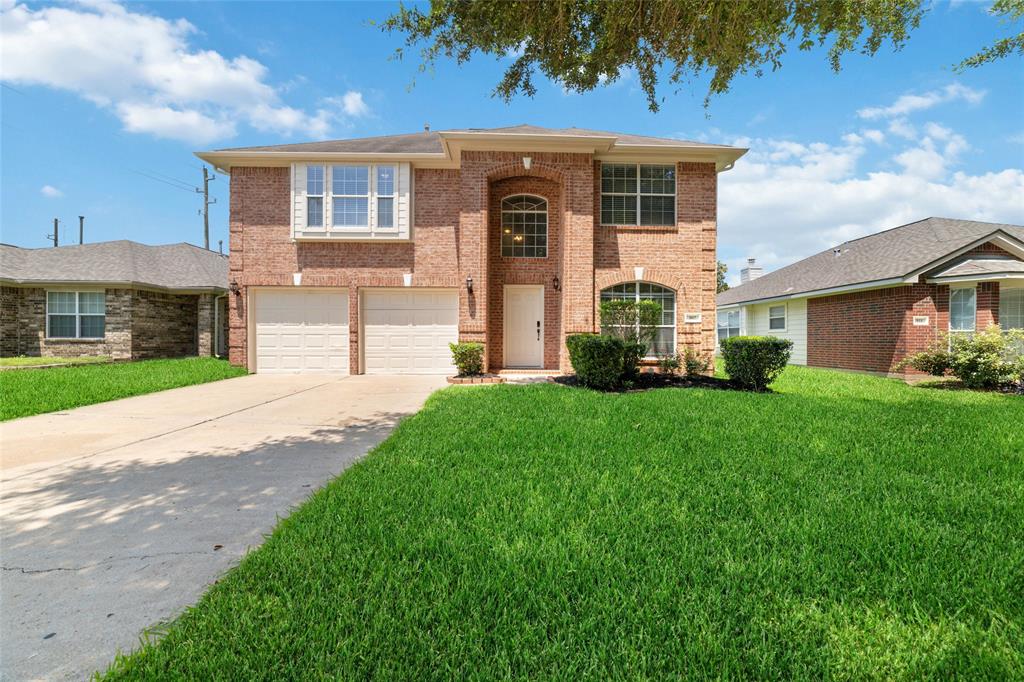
[128,169,197,193]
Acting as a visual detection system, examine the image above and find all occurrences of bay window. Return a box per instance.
[295,163,405,238]
[600,163,676,226]
[47,291,105,339]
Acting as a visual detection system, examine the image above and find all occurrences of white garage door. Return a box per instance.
[254,290,349,374]
[363,289,458,374]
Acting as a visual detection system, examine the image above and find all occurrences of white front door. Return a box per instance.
[504,285,544,368]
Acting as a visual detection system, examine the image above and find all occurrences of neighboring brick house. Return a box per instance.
[195,125,746,374]
[1,240,229,360]
[716,218,1024,376]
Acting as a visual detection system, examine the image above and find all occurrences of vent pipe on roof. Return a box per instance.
[740,258,763,284]
[79,215,84,245]
[424,123,430,132]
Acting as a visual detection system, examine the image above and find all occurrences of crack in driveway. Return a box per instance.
[2,551,210,574]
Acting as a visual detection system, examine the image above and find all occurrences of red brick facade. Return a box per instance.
[807,280,1002,375]
[227,152,719,373]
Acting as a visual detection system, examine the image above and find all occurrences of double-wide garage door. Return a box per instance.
[253,288,457,375]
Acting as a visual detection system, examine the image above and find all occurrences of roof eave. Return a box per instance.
[0,277,227,294]
[926,272,1024,284]
[194,150,449,172]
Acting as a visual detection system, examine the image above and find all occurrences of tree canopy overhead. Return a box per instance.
[383,0,1020,111]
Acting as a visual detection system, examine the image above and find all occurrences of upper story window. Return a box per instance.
[768,304,787,331]
[293,163,408,240]
[306,166,324,227]
[1001,287,1024,330]
[47,291,105,339]
[950,287,976,332]
[600,163,676,226]
[501,195,548,258]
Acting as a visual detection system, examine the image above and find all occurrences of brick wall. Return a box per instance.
[2,287,133,360]
[1,286,19,356]
[131,290,198,359]
[228,152,715,374]
[593,161,718,364]
[807,281,1001,375]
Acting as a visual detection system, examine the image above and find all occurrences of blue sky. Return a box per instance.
[2,0,1022,283]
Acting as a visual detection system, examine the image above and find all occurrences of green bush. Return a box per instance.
[898,344,953,376]
[657,354,681,374]
[682,347,710,377]
[949,326,1021,389]
[599,299,662,377]
[566,334,625,390]
[719,336,793,390]
[449,342,485,376]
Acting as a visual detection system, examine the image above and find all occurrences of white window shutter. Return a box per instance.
[397,163,411,239]
[292,164,306,234]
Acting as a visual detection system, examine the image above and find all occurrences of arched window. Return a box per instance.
[600,282,676,356]
[501,195,547,258]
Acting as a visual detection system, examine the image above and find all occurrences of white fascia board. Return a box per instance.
[903,230,1024,283]
[722,277,906,307]
[194,150,449,172]
[926,272,1024,285]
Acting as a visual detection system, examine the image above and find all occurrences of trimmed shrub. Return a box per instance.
[566,334,625,390]
[682,347,710,377]
[898,343,952,376]
[449,342,485,376]
[657,354,681,374]
[621,342,646,379]
[719,336,793,390]
[599,299,662,377]
[949,326,1021,389]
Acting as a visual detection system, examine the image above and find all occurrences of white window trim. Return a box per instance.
[46,290,106,340]
[768,303,787,333]
[374,165,398,233]
[949,286,977,332]
[500,193,549,259]
[600,163,677,227]
[600,281,677,358]
[305,165,325,228]
[298,163,402,235]
[717,309,741,343]
[999,286,1024,331]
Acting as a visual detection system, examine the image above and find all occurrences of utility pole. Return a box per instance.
[196,166,216,250]
[47,218,59,247]
[79,216,85,245]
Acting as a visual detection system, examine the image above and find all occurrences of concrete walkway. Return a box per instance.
[0,374,445,681]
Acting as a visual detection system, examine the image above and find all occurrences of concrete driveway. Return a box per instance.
[0,373,445,681]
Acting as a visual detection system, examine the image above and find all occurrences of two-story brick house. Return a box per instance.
[196,125,746,375]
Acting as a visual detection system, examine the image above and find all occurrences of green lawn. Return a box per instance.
[103,367,1023,680]
[0,355,110,367]
[0,357,247,420]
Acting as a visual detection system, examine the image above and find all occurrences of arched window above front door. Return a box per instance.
[600,282,676,356]
[501,195,547,258]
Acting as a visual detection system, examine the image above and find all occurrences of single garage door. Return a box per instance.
[254,289,349,374]
[362,289,458,374]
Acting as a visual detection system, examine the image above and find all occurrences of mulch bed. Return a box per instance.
[552,373,761,393]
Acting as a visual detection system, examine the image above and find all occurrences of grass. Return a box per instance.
[0,355,110,367]
[0,357,247,420]
[103,367,1023,680]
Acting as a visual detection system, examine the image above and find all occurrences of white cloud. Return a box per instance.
[718,123,1024,285]
[857,83,986,120]
[40,185,63,198]
[340,91,370,117]
[0,1,368,144]
[862,129,885,144]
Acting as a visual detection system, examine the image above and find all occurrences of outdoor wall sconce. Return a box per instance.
[466,275,474,294]
[229,280,241,296]
[552,275,561,291]
[523,156,532,170]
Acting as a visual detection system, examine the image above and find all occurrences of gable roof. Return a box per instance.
[717,217,1024,306]
[0,240,228,292]
[197,124,747,172]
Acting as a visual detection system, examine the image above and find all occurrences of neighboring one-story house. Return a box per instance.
[1,240,229,360]
[195,124,747,374]
[716,217,1024,376]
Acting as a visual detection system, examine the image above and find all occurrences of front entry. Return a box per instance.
[504,285,544,368]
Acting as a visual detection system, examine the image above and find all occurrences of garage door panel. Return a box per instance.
[362,289,458,374]
[255,290,349,374]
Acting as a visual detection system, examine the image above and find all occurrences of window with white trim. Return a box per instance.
[47,291,105,339]
[950,287,976,332]
[600,163,676,226]
[306,166,324,227]
[717,310,741,343]
[376,165,395,229]
[332,165,369,227]
[501,195,547,257]
[600,282,676,356]
[999,287,1023,330]
[768,304,786,331]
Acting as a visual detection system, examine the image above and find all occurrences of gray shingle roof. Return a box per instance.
[0,240,228,292]
[213,124,735,154]
[717,217,1024,306]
